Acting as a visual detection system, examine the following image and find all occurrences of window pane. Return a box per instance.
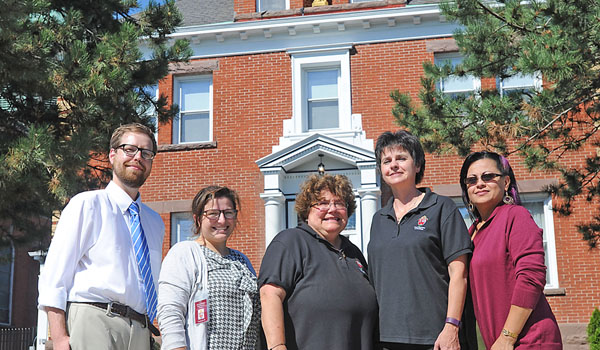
[308,70,338,99]
[346,212,356,230]
[181,80,210,111]
[435,55,475,93]
[501,73,535,89]
[521,201,552,285]
[442,75,474,92]
[258,0,286,11]
[171,213,194,246]
[181,112,209,142]
[308,100,339,129]
[0,247,12,324]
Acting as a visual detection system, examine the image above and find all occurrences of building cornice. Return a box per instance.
[141,4,456,59]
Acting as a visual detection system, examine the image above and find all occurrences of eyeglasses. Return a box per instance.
[116,144,156,160]
[203,209,238,220]
[312,200,347,212]
[464,173,504,186]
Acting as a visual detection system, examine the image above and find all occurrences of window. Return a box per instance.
[306,69,339,130]
[0,245,13,325]
[257,0,287,11]
[497,72,541,98]
[434,53,480,97]
[455,193,559,289]
[173,76,212,144]
[171,212,195,246]
[290,48,352,134]
[139,84,159,141]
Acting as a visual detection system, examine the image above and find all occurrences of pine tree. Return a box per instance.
[0,0,190,248]
[589,308,600,350]
[391,0,600,247]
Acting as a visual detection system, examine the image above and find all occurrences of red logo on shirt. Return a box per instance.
[417,215,428,226]
[195,300,208,324]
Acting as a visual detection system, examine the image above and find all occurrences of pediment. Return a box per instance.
[256,133,375,173]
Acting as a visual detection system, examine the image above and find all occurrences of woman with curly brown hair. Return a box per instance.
[258,174,378,350]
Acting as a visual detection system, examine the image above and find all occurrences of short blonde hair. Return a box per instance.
[295,174,356,222]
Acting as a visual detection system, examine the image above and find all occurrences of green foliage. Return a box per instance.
[589,308,600,350]
[392,0,600,248]
[0,0,191,248]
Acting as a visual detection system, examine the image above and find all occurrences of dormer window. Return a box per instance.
[257,0,288,11]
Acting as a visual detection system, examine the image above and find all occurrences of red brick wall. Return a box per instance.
[235,0,256,16]
[143,52,292,271]
[143,39,600,324]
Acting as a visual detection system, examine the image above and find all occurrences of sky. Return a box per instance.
[130,0,165,14]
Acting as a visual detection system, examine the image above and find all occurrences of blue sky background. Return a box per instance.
[130,0,164,14]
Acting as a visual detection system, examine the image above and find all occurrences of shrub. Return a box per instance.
[589,308,600,350]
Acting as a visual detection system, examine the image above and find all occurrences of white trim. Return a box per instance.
[172,75,213,144]
[521,193,559,289]
[498,71,542,97]
[140,6,458,60]
[291,49,351,135]
[170,6,443,38]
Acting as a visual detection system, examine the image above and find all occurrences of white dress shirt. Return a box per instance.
[38,181,165,315]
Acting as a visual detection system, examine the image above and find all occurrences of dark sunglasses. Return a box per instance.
[464,173,504,186]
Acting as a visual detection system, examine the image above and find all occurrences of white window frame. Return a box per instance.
[453,193,559,290]
[0,244,14,326]
[498,72,542,97]
[171,212,194,246]
[256,0,289,12]
[521,193,559,290]
[434,52,481,96]
[173,75,213,144]
[290,48,352,134]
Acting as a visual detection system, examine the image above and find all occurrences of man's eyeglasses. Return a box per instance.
[312,201,347,212]
[203,209,238,220]
[116,144,156,160]
[464,173,503,186]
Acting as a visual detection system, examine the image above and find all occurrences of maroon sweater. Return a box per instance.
[469,204,562,349]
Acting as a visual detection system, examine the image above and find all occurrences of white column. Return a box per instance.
[260,192,285,248]
[28,250,47,350]
[358,188,380,258]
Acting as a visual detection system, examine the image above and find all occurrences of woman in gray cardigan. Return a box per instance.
[157,186,259,350]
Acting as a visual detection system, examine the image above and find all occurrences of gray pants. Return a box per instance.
[67,303,150,350]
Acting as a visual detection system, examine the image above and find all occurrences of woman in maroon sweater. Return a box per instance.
[459,151,562,350]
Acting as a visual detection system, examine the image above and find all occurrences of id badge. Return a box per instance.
[194,299,208,324]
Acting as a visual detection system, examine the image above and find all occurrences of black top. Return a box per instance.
[258,222,378,350]
[368,188,475,346]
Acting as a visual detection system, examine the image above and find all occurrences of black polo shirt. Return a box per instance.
[258,222,378,350]
[367,188,473,346]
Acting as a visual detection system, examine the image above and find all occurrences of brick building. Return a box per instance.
[141,0,596,347]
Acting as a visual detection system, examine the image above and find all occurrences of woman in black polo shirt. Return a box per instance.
[259,174,378,350]
[368,130,476,350]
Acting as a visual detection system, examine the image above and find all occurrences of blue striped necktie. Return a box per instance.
[128,202,158,322]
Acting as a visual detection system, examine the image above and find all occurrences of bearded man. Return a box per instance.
[39,123,164,350]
